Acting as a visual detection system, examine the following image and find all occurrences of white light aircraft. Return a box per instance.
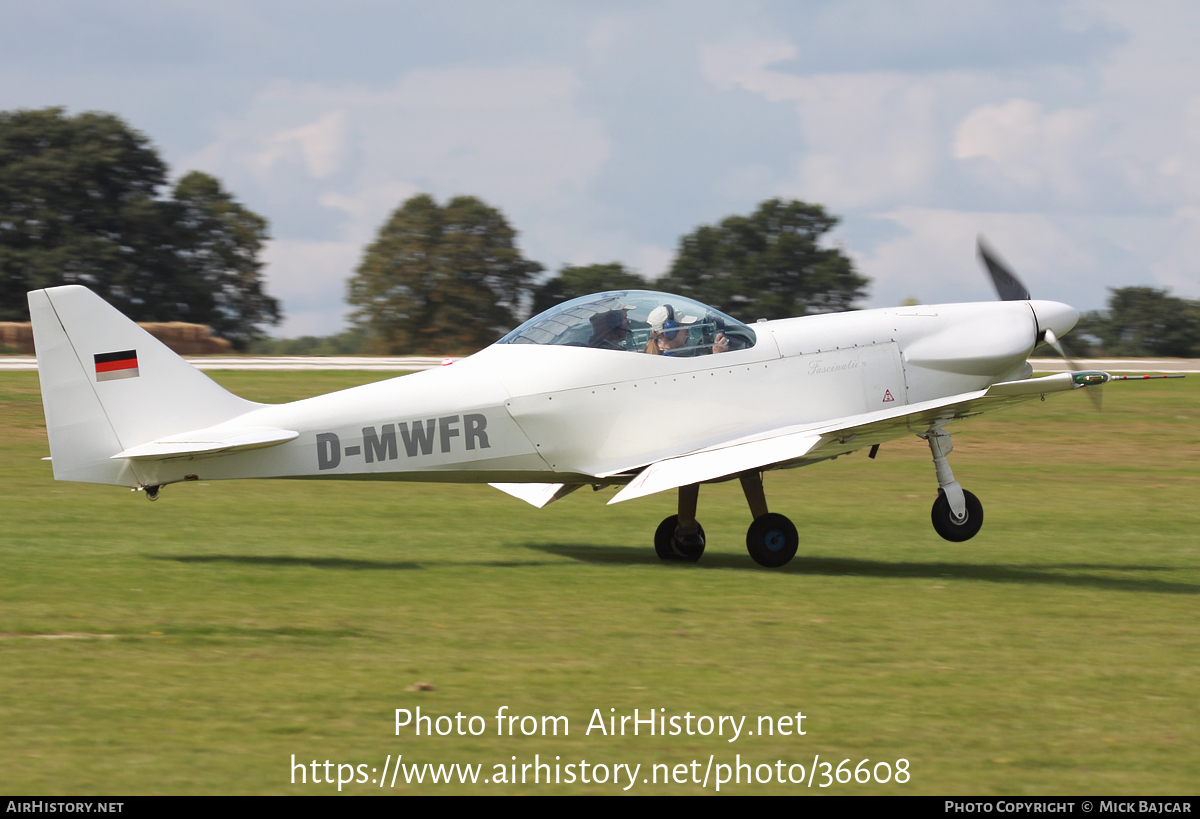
[28,241,1180,568]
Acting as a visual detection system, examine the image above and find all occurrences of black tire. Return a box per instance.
[931,488,984,542]
[654,515,705,562]
[745,513,798,568]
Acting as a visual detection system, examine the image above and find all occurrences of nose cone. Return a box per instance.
[1029,300,1078,340]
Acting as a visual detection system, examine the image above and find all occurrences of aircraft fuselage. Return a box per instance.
[127,299,1076,490]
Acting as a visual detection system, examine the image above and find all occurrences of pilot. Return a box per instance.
[587,308,631,351]
[644,317,689,355]
[644,304,729,356]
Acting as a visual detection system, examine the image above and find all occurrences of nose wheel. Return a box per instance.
[931,488,983,542]
[923,428,984,542]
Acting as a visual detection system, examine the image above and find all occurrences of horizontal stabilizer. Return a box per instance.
[113,426,298,461]
[489,482,583,508]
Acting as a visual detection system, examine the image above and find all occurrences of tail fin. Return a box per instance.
[29,285,258,487]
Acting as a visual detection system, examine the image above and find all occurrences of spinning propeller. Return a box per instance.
[977,238,1031,302]
[976,237,1183,403]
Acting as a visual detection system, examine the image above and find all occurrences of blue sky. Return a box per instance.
[3,1,1198,336]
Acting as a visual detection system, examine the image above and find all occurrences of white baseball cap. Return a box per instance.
[647,304,699,334]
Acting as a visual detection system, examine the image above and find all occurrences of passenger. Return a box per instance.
[587,308,631,351]
[645,305,729,355]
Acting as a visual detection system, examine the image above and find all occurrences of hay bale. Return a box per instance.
[136,323,233,355]
[0,323,35,354]
[0,321,232,355]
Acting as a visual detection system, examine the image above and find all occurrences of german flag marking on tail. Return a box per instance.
[95,350,139,382]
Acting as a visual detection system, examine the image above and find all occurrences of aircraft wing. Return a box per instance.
[608,372,1089,504]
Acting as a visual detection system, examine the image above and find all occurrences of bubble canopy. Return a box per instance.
[496,290,757,354]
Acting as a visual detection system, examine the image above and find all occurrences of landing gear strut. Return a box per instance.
[741,472,798,568]
[923,429,983,542]
[654,484,705,561]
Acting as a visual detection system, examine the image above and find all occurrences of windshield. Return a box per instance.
[497,290,756,355]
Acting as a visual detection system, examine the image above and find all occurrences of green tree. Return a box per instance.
[246,329,365,356]
[347,194,542,354]
[658,199,868,322]
[172,171,279,348]
[1075,287,1200,357]
[0,107,279,347]
[530,262,647,315]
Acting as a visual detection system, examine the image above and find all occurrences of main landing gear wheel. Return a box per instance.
[654,515,705,562]
[931,488,984,542]
[745,513,799,568]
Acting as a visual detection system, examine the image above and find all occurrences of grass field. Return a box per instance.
[1,369,1197,794]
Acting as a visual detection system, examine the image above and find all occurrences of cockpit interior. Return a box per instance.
[497,291,757,357]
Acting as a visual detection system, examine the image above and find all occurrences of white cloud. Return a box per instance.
[260,238,361,337]
[158,8,1200,335]
[318,181,421,244]
[192,64,611,212]
[249,109,349,180]
[1128,207,1200,298]
[714,163,779,202]
[856,207,1200,311]
[635,245,674,281]
[856,208,1089,307]
[585,18,621,59]
[700,39,798,97]
[779,75,940,210]
[953,99,1096,197]
[702,40,947,209]
[1091,1,1200,98]
[1037,3,1200,206]
[701,19,1200,314]
[183,63,614,335]
[388,64,581,110]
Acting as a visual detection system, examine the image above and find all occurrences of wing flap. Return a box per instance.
[609,431,822,504]
[113,426,299,460]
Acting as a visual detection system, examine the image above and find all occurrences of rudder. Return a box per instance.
[29,285,259,487]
